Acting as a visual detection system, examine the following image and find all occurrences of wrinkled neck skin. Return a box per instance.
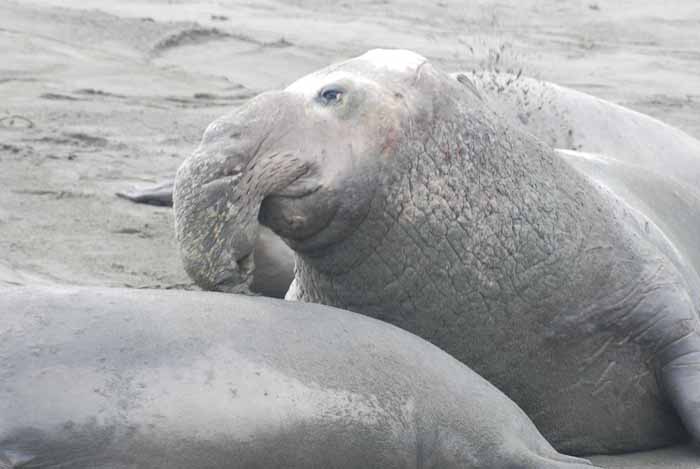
[288,82,698,452]
[292,85,603,318]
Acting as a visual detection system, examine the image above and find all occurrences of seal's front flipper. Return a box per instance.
[659,331,700,444]
[116,178,174,207]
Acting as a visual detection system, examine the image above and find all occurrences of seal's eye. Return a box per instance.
[318,86,344,105]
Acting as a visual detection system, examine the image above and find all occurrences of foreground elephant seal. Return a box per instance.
[0,286,595,469]
[174,49,700,454]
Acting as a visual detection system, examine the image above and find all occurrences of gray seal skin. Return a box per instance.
[116,180,294,298]
[458,71,700,189]
[126,69,699,300]
[457,72,700,296]
[0,286,597,469]
[173,49,700,455]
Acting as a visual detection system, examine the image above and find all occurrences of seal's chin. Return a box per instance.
[259,184,338,250]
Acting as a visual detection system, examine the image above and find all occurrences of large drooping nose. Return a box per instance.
[182,93,286,185]
[172,90,297,293]
[174,90,298,207]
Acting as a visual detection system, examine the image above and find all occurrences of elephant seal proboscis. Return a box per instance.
[116,180,294,298]
[0,286,596,469]
[173,49,700,454]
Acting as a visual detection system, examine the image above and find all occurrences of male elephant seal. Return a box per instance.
[0,286,596,469]
[173,49,700,455]
[124,66,700,300]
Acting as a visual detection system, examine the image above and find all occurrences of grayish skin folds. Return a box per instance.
[174,50,700,455]
[292,82,698,454]
[0,286,598,469]
[174,92,307,295]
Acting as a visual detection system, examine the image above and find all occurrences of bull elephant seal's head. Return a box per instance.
[174,49,482,292]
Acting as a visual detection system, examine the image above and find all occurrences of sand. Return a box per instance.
[1,0,699,466]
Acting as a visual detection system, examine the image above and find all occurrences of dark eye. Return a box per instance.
[318,86,344,105]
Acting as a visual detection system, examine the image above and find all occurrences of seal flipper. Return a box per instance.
[659,331,700,445]
[116,178,174,207]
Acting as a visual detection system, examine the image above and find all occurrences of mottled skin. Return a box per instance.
[117,180,294,298]
[127,69,700,301]
[174,50,700,455]
[0,286,597,469]
[459,71,700,300]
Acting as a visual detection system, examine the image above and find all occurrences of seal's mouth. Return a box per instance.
[266,164,321,199]
[272,182,322,199]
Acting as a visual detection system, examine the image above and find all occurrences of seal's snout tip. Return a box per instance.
[210,251,256,295]
[234,250,255,280]
[181,257,253,295]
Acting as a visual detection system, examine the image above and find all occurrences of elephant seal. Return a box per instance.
[173,49,700,455]
[0,286,596,469]
[123,69,699,301]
